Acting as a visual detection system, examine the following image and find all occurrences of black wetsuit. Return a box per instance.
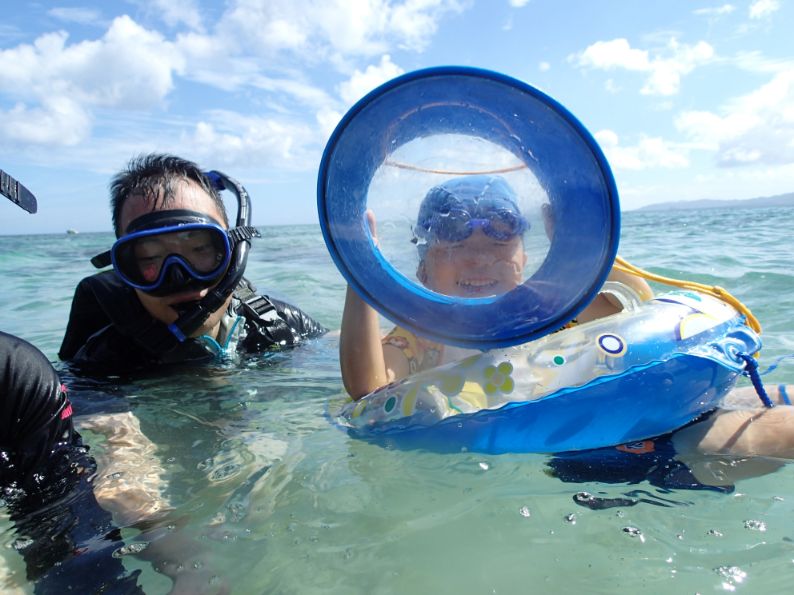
[59,271,327,372]
[0,331,143,593]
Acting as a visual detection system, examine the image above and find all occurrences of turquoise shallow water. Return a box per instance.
[1,207,794,593]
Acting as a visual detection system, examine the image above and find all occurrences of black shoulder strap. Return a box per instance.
[233,280,298,346]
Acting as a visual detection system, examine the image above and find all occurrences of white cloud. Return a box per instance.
[0,17,183,108]
[604,78,620,94]
[595,129,689,170]
[509,0,531,6]
[47,7,106,27]
[217,0,462,60]
[149,0,204,30]
[539,61,550,72]
[316,106,344,140]
[572,37,714,96]
[338,55,405,105]
[0,2,458,165]
[749,0,780,19]
[693,4,735,17]
[183,112,319,169]
[675,69,794,166]
[0,16,183,146]
[575,38,650,71]
[0,97,91,146]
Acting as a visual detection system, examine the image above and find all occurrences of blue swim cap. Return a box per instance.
[415,175,528,249]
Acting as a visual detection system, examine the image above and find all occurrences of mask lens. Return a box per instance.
[112,224,230,291]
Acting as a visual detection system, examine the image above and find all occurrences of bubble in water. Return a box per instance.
[744,519,767,532]
[622,526,644,542]
[519,506,531,518]
[13,537,33,550]
[564,513,576,524]
[715,565,746,586]
[113,542,149,557]
[478,462,490,471]
[208,462,241,482]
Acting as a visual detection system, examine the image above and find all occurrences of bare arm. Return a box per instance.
[76,411,171,526]
[607,265,654,301]
[673,386,794,486]
[339,211,409,398]
[340,285,391,398]
[578,264,654,323]
[77,412,228,593]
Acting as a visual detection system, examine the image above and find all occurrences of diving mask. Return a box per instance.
[98,210,232,296]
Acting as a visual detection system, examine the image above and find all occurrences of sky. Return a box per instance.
[1,0,793,234]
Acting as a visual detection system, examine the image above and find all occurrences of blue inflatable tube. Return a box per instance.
[331,291,761,454]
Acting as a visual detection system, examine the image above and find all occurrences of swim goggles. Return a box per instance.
[415,177,529,244]
[92,209,242,297]
[419,200,528,243]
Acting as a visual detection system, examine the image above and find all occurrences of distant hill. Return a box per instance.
[636,191,794,212]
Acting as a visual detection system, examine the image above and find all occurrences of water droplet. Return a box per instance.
[478,462,489,471]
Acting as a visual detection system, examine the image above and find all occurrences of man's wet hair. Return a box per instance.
[110,153,229,237]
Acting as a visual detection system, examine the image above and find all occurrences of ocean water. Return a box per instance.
[1,207,794,593]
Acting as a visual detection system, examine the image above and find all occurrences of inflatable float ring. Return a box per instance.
[330,291,762,453]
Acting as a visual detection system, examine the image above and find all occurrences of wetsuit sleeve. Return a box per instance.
[236,295,327,352]
[269,297,328,339]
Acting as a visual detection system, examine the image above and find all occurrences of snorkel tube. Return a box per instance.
[166,170,259,341]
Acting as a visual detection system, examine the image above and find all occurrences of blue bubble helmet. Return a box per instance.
[317,66,620,349]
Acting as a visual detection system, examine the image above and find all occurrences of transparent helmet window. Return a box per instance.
[368,134,550,300]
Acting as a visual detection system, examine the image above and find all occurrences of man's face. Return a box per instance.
[118,180,232,339]
[420,229,527,297]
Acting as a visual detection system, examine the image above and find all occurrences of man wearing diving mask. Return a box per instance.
[60,153,327,371]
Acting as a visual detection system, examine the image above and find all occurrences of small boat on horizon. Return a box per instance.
[66,229,79,235]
